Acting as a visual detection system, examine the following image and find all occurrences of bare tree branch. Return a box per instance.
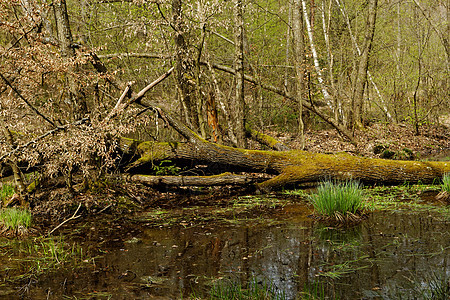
[0,72,56,127]
[0,118,89,163]
[101,67,174,124]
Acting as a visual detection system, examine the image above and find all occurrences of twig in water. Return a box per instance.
[48,203,82,235]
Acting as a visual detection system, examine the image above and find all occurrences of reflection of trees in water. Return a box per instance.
[218,222,313,299]
[101,210,449,298]
[215,211,449,299]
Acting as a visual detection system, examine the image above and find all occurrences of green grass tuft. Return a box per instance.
[442,173,450,193]
[0,183,15,203]
[0,207,32,230]
[309,181,366,222]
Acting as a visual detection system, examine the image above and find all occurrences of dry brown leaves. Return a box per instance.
[289,122,450,160]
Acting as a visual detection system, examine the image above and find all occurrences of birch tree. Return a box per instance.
[293,0,306,148]
[300,0,333,110]
[233,0,246,148]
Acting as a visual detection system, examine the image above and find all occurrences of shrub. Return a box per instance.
[309,180,366,222]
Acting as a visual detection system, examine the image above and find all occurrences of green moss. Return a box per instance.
[136,142,179,164]
[115,195,140,212]
[381,149,395,159]
[26,177,40,193]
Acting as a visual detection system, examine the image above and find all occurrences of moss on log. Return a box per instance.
[125,100,450,190]
[245,124,290,151]
[129,140,450,190]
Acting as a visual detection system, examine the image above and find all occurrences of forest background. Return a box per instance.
[0,0,449,198]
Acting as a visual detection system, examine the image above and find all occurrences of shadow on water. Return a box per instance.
[0,196,449,299]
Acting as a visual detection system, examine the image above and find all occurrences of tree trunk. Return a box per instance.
[335,0,391,122]
[54,0,87,120]
[350,0,378,129]
[205,61,357,146]
[233,0,246,148]
[172,0,198,130]
[293,0,306,149]
[124,102,450,191]
[301,0,333,109]
[131,173,263,187]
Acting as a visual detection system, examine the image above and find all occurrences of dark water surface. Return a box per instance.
[1,200,449,299]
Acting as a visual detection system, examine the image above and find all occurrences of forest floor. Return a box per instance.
[287,122,450,160]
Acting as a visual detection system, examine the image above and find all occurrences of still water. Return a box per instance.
[1,200,449,299]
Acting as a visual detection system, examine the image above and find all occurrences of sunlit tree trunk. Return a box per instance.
[300,0,333,109]
[195,3,207,139]
[1,125,25,197]
[284,2,292,95]
[321,0,342,123]
[349,0,378,129]
[172,0,198,130]
[335,0,391,122]
[293,0,305,149]
[54,0,87,120]
[233,0,246,148]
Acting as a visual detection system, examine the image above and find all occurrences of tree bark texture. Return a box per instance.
[172,0,198,129]
[131,173,261,187]
[233,0,246,148]
[54,0,87,120]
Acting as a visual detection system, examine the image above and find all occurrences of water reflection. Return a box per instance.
[2,204,448,299]
[97,208,448,299]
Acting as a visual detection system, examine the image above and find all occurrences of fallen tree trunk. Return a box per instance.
[131,172,262,187]
[245,124,290,151]
[128,140,450,190]
[125,101,450,190]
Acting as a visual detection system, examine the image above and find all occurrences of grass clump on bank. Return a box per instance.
[0,183,15,204]
[436,173,450,202]
[309,180,366,223]
[0,208,32,234]
[442,173,450,192]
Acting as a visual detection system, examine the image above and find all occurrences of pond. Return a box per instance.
[0,195,449,299]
